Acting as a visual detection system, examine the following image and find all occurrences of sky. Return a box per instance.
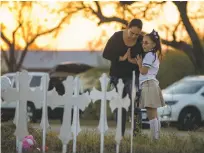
[33,1,180,51]
[0,1,203,51]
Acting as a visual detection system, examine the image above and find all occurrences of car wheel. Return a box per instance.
[27,103,37,123]
[177,107,201,131]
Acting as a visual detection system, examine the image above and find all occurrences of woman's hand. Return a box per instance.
[127,49,137,64]
[119,48,130,61]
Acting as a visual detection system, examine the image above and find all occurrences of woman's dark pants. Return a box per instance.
[110,77,142,136]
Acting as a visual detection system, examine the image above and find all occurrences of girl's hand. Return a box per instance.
[128,57,137,64]
[136,55,142,65]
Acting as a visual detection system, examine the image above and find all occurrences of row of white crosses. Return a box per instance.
[2,70,137,153]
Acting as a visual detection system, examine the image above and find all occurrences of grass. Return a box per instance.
[1,122,204,153]
[48,119,120,127]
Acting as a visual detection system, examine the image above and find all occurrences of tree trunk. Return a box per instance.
[8,46,17,72]
[16,49,28,71]
[174,1,204,73]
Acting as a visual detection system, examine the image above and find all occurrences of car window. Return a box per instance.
[163,81,204,94]
[30,76,42,87]
[6,75,42,87]
[54,64,93,74]
[7,76,13,81]
[7,76,16,87]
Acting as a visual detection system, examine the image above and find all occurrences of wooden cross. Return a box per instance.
[109,79,130,153]
[47,76,91,153]
[90,73,117,153]
[39,74,51,153]
[71,76,91,153]
[2,71,43,141]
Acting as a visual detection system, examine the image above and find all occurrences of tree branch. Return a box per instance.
[119,1,135,5]
[13,3,23,41]
[16,14,70,70]
[12,22,23,64]
[161,39,196,67]
[91,1,128,25]
[13,23,22,37]
[172,20,182,40]
[142,2,152,19]
[173,1,204,72]
[125,6,135,17]
[95,1,103,16]
[1,31,12,47]
[189,15,204,19]
[99,16,128,25]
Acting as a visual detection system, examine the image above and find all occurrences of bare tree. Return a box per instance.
[1,1,203,73]
[80,1,204,73]
[1,1,84,72]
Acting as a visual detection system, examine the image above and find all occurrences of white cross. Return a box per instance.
[90,73,117,153]
[48,76,91,153]
[39,74,50,129]
[71,76,90,153]
[39,74,51,153]
[109,79,130,153]
[2,70,43,141]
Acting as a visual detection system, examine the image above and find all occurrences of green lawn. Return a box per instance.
[48,119,132,128]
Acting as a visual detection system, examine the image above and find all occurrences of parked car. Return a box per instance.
[49,62,94,93]
[157,75,204,130]
[49,62,94,79]
[1,72,63,122]
[140,76,204,130]
[1,72,45,122]
[48,62,94,122]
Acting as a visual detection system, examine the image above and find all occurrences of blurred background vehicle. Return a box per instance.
[157,75,204,130]
[48,62,94,122]
[141,76,204,131]
[1,72,46,122]
[1,63,94,123]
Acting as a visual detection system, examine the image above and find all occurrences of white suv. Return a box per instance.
[1,72,47,122]
[158,76,204,130]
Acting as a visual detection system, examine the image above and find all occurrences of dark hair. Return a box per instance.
[128,19,143,29]
[146,29,162,60]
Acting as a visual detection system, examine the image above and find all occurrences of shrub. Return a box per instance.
[158,50,195,89]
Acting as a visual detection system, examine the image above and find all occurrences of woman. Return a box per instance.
[102,19,144,136]
[135,29,165,140]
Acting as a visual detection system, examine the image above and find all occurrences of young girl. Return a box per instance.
[135,29,165,140]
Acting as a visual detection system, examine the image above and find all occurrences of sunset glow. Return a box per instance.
[0,1,203,51]
[55,16,100,50]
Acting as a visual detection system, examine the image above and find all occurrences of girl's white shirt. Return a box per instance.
[139,52,160,86]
